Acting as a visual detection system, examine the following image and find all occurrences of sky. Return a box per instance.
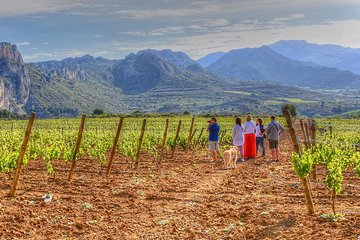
[0,0,360,62]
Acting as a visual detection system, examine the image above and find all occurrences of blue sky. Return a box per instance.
[1,0,359,62]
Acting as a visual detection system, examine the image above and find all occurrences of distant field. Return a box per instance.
[282,98,318,103]
[223,90,254,96]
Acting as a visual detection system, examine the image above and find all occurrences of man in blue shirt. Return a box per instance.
[207,117,220,162]
[265,115,284,162]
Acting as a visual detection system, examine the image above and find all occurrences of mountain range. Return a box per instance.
[0,40,359,117]
[206,46,360,88]
[269,40,360,74]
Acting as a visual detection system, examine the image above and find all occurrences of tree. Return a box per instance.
[183,110,190,115]
[93,109,104,115]
[282,103,298,117]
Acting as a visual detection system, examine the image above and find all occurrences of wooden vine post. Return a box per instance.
[299,119,309,148]
[9,112,36,197]
[283,110,315,215]
[309,119,317,180]
[158,119,169,165]
[68,114,86,181]
[171,120,182,159]
[185,117,195,153]
[190,129,197,142]
[106,117,124,175]
[219,130,227,144]
[304,122,311,147]
[134,119,147,169]
[329,126,333,138]
[195,127,204,148]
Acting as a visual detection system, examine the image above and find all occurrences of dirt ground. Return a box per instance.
[0,130,359,240]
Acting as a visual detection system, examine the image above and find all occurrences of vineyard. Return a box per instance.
[0,114,359,239]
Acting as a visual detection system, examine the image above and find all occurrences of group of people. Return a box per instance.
[207,114,284,163]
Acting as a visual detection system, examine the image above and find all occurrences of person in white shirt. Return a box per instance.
[255,118,266,158]
[232,117,245,162]
[243,114,257,159]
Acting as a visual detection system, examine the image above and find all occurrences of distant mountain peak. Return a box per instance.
[269,40,360,74]
[135,49,196,68]
[197,51,226,67]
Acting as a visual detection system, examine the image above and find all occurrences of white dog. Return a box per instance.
[223,146,238,169]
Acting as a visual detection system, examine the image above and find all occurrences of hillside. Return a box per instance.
[27,48,332,117]
[197,52,226,67]
[112,51,228,94]
[207,46,360,89]
[1,42,359,117]
[269,40,360,74]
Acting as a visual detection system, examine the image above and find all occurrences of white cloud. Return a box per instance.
[16,41,30,46]
[115,4,222,19]
[119,19,229,36]
[0,0,83,17]
[93,34,105,38]
[23,52,54,61]
[272,13,305,22]
[161,20,360,58]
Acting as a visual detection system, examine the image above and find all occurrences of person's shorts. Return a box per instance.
[208,141,219,151]
[269,139,279,149]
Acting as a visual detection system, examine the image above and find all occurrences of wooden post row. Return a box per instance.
[171,120,182,159]
[9,112,36,197]
[185,117,195,153]
[283,110,315,215]
[68,114,86,181]
[106,117,125,175]
[134,119,147,169]
[158,119,169,165]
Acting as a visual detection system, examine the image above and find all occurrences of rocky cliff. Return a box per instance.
[0,42,30,113]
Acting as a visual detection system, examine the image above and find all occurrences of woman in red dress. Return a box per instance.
[243,114,257,159]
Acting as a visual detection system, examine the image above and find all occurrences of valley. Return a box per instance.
[0,41,359,118]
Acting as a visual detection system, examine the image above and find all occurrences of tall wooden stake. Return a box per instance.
[185,117,195,153]
[68,114,86,181]
[310,119,317,180]
[9,112,36,197]
[195,128,204,148]
[134,119,147,169]
[106,117,124,175]
[299,119,309,148]
[304,122,311,147]
[190,129,197,143]
[171,120,182,159]
[219,130,227,144]
[329,126,333,138]
[158,119,169,165]
[283,110,315,215]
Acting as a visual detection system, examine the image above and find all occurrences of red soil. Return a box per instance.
[0,131,359,239]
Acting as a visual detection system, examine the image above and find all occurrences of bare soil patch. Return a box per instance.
[0,130,359,239]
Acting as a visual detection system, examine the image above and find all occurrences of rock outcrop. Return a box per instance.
[0,42,30,113]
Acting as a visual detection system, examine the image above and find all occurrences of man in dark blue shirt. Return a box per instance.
[207,117,220,161]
